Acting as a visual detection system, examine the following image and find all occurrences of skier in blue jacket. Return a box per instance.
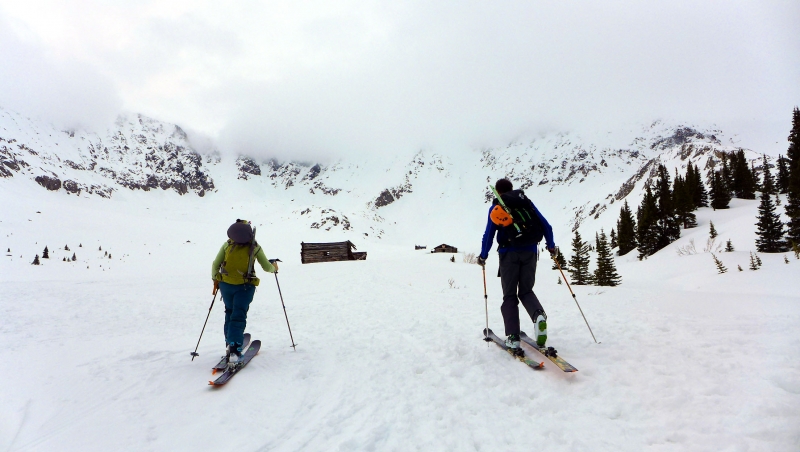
[478,178,556,355]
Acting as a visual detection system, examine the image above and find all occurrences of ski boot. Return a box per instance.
[534,314,547,347]
[505,334,524,356]
[227,342,243,369]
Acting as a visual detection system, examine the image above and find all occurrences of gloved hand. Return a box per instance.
[212,279,219,294]
[269,258,281,272]
[548,247,557,257]
[477,257,486,267]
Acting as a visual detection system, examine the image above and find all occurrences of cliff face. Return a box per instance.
[0,108,764,237]
[0,110,216,197]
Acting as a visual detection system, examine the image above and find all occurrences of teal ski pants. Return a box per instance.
[219,281,255,348]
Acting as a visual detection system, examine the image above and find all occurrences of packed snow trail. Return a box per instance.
[1,185,799,451]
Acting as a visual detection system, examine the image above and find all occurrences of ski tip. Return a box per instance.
[212,369,217,375]
[538,362,545,368]
[208,381,214,386]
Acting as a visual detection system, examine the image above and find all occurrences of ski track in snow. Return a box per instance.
[1,185,799,451]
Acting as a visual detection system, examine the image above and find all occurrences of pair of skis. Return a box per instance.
[483,328,578,373]
[209,333,262,386]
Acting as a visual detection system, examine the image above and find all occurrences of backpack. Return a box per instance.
[491,189,545,248]
[218,239,261,286]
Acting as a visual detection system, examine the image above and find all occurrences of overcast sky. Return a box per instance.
[0,1,798,159]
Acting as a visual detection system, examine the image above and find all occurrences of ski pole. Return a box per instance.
[271,259,297,351]
[481,263,490,342]
[190,285,218,360]
[552,253,599,344]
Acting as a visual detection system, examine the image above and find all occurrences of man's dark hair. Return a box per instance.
[495,178,513,194]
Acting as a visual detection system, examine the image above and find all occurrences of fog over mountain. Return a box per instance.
[0,1,797,160]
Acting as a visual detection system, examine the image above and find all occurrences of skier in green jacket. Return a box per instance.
[211,219,276,365]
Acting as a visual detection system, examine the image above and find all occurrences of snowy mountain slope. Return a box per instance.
[1,107,769,253]
[0,177,798,451]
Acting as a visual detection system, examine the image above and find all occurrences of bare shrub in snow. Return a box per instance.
[676,239,697,256]
[463,253,477,264]
[704,238,722,253]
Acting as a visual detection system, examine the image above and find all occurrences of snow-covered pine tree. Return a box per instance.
[72,253,76,261]
[637,185,659,259]
[568,229,592,285]
[609,227,618,249]
[785,107,800,247]
[593,229,621,286]
[709,221,718,239]
[42,246,49,259]
[711,253,727,274]
[32,254,40,265]
[65,244,70,251]
[725,239,734,252]
[756,154,787,252]
[617,200,637,256]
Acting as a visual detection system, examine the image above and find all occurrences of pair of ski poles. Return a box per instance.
[481,251,599,344]
[190,259,296,361]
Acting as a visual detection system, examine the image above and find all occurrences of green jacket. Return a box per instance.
[211,241,276,286]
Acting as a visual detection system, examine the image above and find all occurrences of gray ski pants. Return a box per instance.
[499,250,545,336]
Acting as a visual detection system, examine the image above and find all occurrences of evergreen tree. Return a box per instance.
[709,221,718,239]
[654,164,681,251]
[689,162,709,207]
[568,229,592,285]
[709,171,731,210]
[42,246,49,259]
[761,154,776,195]
[673,172,697,229]
[593,229,622,286]
[748,252,760,271]
[609,227,618,249]
[65,244,70,251]
[72,252,76,261]
[711,253,727,274]
[617,200,637,256]
[636,185,659,259]
[551,248,567,270]
[725,239,734,252]
[721,153,733,191]
[732,149,757,199]
[785,107,800,246]
[32,254,40,265]
[755,187,786,252]
[776,154,790,194]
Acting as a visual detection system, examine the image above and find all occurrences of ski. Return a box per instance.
[519,332,578,372]
[212,333,251,374]
[483,328,544,370]
[209,340,261,386]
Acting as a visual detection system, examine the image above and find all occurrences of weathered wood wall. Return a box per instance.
[301,241,366,263]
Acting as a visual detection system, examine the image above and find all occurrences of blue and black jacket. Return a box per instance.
[479,201,555,259]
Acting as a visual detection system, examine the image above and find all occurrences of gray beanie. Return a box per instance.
[227,220,253,244]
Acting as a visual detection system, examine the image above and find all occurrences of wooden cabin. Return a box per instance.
[300,241,367,264]
[431,244,458,253]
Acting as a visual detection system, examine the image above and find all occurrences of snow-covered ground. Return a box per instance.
[1,181,799,451]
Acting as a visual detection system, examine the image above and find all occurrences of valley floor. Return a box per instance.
[1,191,799,451]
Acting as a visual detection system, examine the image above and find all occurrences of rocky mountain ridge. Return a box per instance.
[0,108,765,238]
